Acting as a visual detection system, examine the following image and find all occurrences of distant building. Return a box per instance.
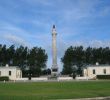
[83,63,110,78]
[0,64,22,80]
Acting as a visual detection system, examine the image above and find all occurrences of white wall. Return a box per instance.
[83,66,110,78]
[16,70,22,78]
[0,67,22,80]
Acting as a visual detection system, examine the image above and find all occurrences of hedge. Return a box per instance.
[97,75,110,79]
[0,76,9,81]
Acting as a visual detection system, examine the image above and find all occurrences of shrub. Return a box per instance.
[97,75,110,79]
[0,76,9,81]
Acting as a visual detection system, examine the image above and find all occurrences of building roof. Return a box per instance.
[0,66,21,70]
[85,64,110,68]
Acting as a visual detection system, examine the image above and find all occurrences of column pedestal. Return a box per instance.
[51,64,58,77]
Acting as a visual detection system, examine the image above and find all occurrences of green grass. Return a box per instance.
[0,81,110,100]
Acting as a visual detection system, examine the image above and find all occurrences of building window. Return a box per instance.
[103,69,106,74]
[93,69,95,74]
[9,71,11,76]
[0,71,1,76]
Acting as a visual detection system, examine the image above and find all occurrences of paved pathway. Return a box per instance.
[57,96,110,100]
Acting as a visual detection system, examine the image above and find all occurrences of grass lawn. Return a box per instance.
[0,80,110,100]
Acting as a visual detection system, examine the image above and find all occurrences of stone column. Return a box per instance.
[51,25,58,76]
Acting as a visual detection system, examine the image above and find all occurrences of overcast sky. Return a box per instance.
[0,0,110,71]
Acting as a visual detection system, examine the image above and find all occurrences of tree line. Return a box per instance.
[0,44,48,77]
[1,44,110,77]
[61,46,110,75]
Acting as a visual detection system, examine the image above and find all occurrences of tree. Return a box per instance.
[0,44,48,77]
[7,45,15,65]
[0,44,2,65]
[61,46,85,75]
[15,46,25,68]
[61,46,74,74]
[41,68,51,75]
[28,47,48,77]
[1,45,7,65]
[61,46,110,75]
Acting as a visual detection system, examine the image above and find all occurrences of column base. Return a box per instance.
[51,65,58,80]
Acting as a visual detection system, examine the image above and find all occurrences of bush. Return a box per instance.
[97,75,110,79]
[0,76,9,81]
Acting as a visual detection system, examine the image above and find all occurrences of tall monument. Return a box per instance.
[51,25,58,77]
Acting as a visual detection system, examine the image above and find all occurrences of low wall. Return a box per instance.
[16,77,73,81]
[76,77,91,80]
[15,77,48,81]
[31,77,48,81]
[58,77,73,81]
[16,78,28,81]
[13,76,94,81]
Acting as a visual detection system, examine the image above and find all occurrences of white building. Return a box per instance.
[83,64,110,79]
[0,65,22,80]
